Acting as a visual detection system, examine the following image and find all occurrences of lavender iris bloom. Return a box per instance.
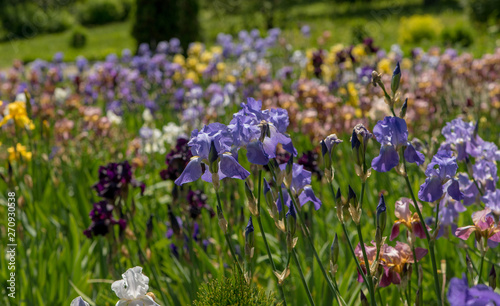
[482,189,500,215]
[276,163,322,211]
[447,274,500,305]
[174,123,250,185]
[371,116,425,172]
[418,149,463,202]
[228,98,297,165]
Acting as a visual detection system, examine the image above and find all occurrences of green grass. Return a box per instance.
[0,21,135,68]
[0,0,499,68]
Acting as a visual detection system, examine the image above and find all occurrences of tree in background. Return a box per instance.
[132,0,200,52]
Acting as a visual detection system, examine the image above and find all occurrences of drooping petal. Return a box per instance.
[390,222,401,241]
[174,157,203,186]
[246,141,269,165]
[371,145,399,172]
[394,198,412,221]
[111,267,149,300]
[489,231,500,243]
[455,225,476,240]
[220,153,250,180]
[447,274,469,306]
[414,247,428,261]
[447,179,464,201]
[404,143,425,165]
[418,176,443,202]
[298,186,322,210]
[412,221,426,239]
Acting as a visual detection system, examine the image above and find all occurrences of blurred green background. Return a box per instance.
[0,0,499,68]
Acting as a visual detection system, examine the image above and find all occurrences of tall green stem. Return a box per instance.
[292,249,315,306]
[215,190,244,274]
[286,188,338,302]
[356,182,376,306]
[478,254,484,284]
[255,170,287,305]
[401,157,442,305]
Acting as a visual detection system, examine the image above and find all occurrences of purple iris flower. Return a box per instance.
[174,123,250,186]
[228,98,297,165]
[371,116,425,172]
[83,201,126,238]
[473,159,498,192]
[276,163,322,211]
[418,149,464,202]
[93,161,145,200]
[457,173,480,206]
[301,25,311,37]
[447,274,500,306]
[482,189,500,215]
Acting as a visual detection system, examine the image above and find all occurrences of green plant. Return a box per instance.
[193,267,279,306]
[69,26,88,49]
[467,0,500,25]
[398,14,443,45]
[77,0,128,26]
[441,22,474,47]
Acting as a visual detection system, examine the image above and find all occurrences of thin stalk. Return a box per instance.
[215,190,244,274]
[331,274,347,306]
[356,181,376,306]
[255,170,287,305]
[287,188,338,301]
[478,255,484,284]
[327,182,370,287]
[401,153,442,305]
[411,245,422,305]
[292,249,315,306]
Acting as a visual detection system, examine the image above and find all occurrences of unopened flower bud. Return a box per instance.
[376,194,387,235]
[284,156,293,188]
[286,203,297,237]
[245,181,258,216]
[348,186,362,224]
[489,265,496,290]
[391,62,401,94]
[400,98,408,118]
[245,217,255,258]
[217,206,228,234]
[335,188,345,223]
[330,234,339,267]
[351,124,372,175]
[371,71,381,87]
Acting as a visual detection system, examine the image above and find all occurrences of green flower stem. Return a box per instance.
[411,245,422,306]
[255,170,287,305]
[331,274,347,306]
[292,249,315,306]
[287,188,339,302]
[215,190,244,275]
[401,153,442,305]
[356,181,377,306]
[326,182,370,288]
[478,251,485,284]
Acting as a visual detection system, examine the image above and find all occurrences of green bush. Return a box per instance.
[69,26,88,48]
[398,15,443,45]
[77,0,130,26]
[441,22,474,47]
[468,0,500,25]
[193,268,279,306]
[0,4,75,39]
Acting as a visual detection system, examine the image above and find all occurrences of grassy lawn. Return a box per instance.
[0,21,135,68]
[0,0,498,68]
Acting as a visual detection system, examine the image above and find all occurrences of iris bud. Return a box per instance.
[376,194,387,234]
[245,217,255,258]
[330,234,339,266]
[400,98,408,118]
[286,203,297,237]
[335,188,344,223]
[351,124,372,179]
[391,61,401,94]
[284,156,293,188]
[489,265,496,290]
[348,185,362,224]
[245,181,258,216]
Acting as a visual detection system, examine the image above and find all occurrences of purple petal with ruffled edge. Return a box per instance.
[298,186,322,210]
[447,179,464,201]
[174,157,203,185]
[418,176,443,202]
[371,145,399,172]
[220,154,250,180]
[246,141,269,165]
[404,143,425,165]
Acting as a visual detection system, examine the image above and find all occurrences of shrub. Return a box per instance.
[69,26,88,48]
[441,22,474,47]
[193,267,279,306]
[398,15,443,45]
[0,4,75,38]
[77,0,129,26]
[468,0,500,25]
